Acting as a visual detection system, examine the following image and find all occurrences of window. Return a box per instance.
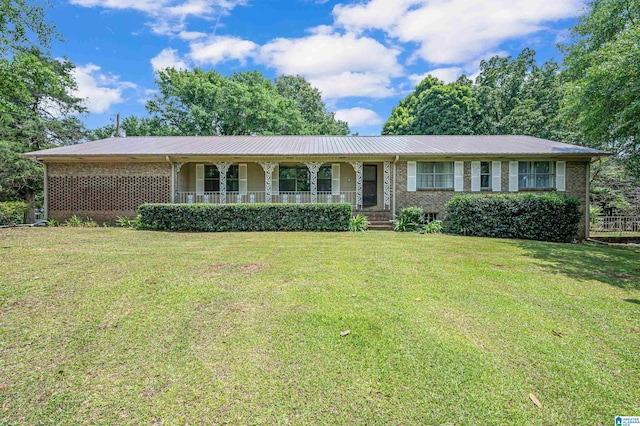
[518,161,555,189]
[279,165,309,192]
[417,162,454,189]
[204,165,239,192]
[317,165,332,192]
[424,212,438,223]
[480,161,491,190]
[279,165,331,192]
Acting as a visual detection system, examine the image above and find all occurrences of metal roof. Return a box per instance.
[24,135,607,158]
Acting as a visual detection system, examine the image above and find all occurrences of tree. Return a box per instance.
[561,0,640,177]
[0,49,90,220]
[383,49,567,140]
[274,75,349,135]
[0,0,57,55]
[94,69,349,138]
[383,76,477,135]
[590,157,640,215]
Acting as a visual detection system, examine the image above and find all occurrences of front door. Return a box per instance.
[363,165,377,207]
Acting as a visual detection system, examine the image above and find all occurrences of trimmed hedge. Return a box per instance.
[445,193,581,242]
[137,203,352,232]
[0,201,28,226]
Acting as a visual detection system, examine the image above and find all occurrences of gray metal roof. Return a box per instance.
[24,135,607,158]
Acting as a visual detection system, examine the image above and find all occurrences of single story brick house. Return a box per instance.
[25,135,606,238]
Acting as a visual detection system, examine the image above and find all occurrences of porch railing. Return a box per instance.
[590,215,640,236]
[176,191,357,207]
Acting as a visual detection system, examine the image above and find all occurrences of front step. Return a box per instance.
[367,219,394,231]
[354,210,394,230]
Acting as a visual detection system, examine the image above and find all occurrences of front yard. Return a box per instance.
[1,229,639,424]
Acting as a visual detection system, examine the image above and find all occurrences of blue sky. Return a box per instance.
[47,0,586,135]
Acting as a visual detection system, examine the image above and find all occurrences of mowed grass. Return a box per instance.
[1,229,639,425]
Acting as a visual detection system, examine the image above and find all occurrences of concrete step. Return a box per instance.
[367,219,394,231]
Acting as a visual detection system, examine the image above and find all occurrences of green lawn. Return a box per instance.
[1,229,639,425]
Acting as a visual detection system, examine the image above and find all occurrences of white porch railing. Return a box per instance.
[176,191,357,207]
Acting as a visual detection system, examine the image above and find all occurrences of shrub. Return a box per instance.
[46,218,58,227]
[137,203,352,232]
[116,216,133,228]
[393,206,425,232]
[0,201,28,226]
[425,219,443,234]
[349,214,369,232]
[65,215,83,227]
[445,193,581,242]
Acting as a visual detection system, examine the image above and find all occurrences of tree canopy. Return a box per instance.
[383,49,566,141]
[561,0,640,176]
[0,3,89,214]
[93,69,349,138]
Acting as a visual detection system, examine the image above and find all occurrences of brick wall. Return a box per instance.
[395,160,589,240]
[47,162,171,222]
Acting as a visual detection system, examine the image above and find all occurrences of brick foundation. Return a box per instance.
[47,162,171,222]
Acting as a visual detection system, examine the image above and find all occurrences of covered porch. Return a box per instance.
[172,160,392,211]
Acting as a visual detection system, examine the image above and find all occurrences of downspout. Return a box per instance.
[585,160,591,240]
[392,155,399,215]
[166,155,175,203]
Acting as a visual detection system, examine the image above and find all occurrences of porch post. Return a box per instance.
[175,162,185,203]
[305,162,323,203]
[43,163,48,219]
[348,161,363,210]
[214,162,232,204]
[383,161,391,210]
[259,162,277,203]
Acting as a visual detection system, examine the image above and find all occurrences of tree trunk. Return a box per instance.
[24,190,35,224]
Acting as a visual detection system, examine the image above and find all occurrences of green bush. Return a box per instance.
[138,203,352,232]
[445,193,581,242]
[64,215,83,227]
[425,219,443,234]
[393,206,425,232]
[0,201,28,226]
[349,214,369,232]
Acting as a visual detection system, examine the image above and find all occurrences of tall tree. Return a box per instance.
[561,0,640,177]
[0,48,89,218]
[94,70,349,138]
[0,0,57,54]
[383,49,567,141]
[274,75,349,135]
[383,76,478,135]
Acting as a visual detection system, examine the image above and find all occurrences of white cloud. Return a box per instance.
[310,72,396,99]
[333,0,583,64]
[189,36,257,65]
[72,64,135,113]
[257,31,402,99]
[334,107,383,127]
[409,67,464,85]
[259,32,402,78]
[306,24,334,35]
[178,30,207,40]
[69,0,248,38]
[151,48,189,71]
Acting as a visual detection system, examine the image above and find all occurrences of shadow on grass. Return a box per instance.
[624,299,640,305]
[515,240,640,291]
